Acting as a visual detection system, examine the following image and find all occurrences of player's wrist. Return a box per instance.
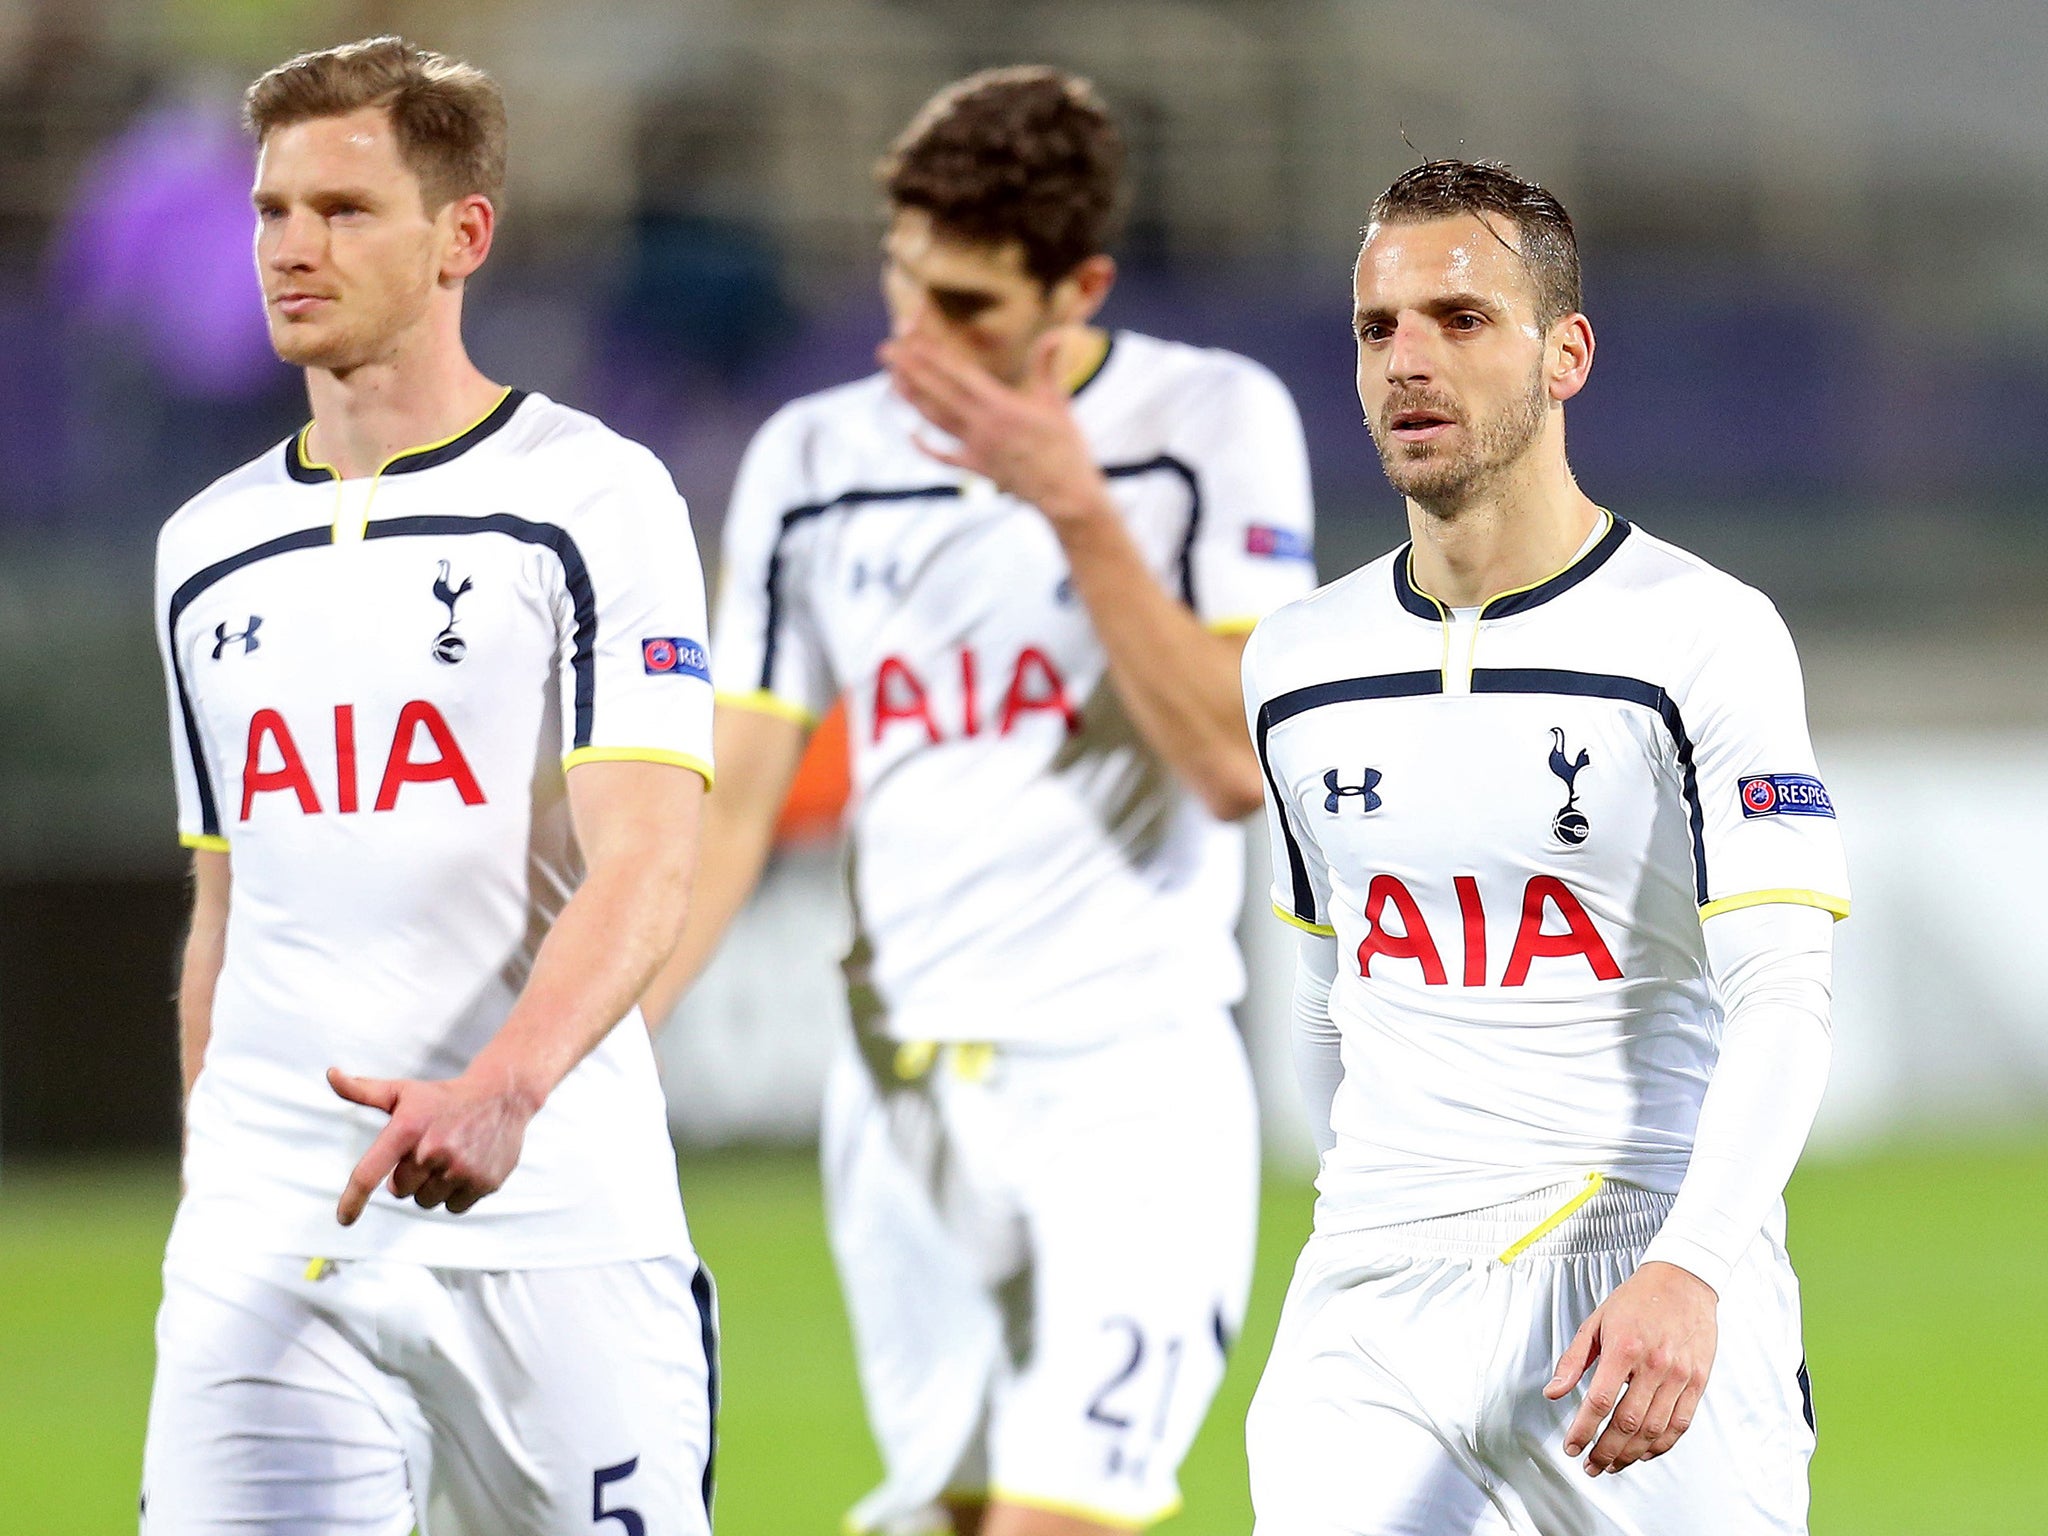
[1033,468,1118,528]
[459,1045,551,1120]
[1633,1251,1726,1303]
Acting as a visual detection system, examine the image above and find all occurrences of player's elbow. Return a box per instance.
[1195,759,1266,822]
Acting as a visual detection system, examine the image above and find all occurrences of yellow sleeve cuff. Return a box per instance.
[562,746,714,788]
[1205,614,1263,636]
[1271,902,1336,937]
[1698,888,1850,922]
[179,832,230,853]
[714,689,819,728]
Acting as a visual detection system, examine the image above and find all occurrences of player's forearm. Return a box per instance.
[176,955,218,1104]
[471,841,696,1110]
[1054,505,1264,819]
[640,792,780,1030]
[1641,905,1835,1294]
[176,852,230,1104]
[1292,933,1342,1156]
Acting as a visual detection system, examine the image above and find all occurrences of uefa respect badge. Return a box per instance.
[1738,773,1835,819]
[641,636,709,680]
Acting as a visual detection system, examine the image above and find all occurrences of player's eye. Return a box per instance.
[931,290,996,323]
[1356,322,1391,344]
[1447,312,1485,332]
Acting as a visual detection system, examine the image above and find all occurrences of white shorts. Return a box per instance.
[1247,1180,1814,1536]
[823,1011,1261,1534]
[141,1251,717,1536]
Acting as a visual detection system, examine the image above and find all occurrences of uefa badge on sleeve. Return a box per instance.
[1738,773,1835,819]
[641,636,710,681]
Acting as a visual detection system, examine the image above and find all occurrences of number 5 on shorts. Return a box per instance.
[593,1457,644,1536]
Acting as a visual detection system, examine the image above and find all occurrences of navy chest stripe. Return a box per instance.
[166,514,596,839]
[756,455,1201,694]
[1254,664,1708,924]
[364,514,598,751]
[167,526,333,838]
[1471,668,1707,903]
[1254,672,1443,925]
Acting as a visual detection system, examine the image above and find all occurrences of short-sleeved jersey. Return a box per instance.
[155,390,713,1268]
[714,332,1317,1045]
[1243,515,1849,1234]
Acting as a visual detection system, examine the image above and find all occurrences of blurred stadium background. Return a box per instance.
[2,1,2045,1531]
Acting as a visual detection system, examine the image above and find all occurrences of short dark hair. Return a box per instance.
[1367,160,1581,327]
[245,36,506,213]
[879,66,1124,287]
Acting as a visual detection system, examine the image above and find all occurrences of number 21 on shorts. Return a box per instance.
[1086,1318,1184,1480]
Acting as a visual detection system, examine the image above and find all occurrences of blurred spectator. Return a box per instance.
[49,78,280,400]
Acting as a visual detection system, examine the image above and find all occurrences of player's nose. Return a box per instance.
[1382,317,1435,383]
[889,290,941,343]
[264,209,323,270]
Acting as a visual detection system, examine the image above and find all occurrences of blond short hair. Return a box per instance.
[245,35,506,212]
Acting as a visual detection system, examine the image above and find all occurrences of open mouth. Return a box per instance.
[1389,406,1457,442]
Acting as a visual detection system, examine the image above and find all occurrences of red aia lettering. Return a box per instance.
[334,704,359,815]
[374,700,486,811]
[1356,873,1448,984]
[1500,875,1623,985]
[1352,874,1621,987]
[871,646,1078,744]
[1454,875,1487,988]
[872,656,942,745]
[240,708,320,819]
[240,701,486,819]
[996,646,1079,736]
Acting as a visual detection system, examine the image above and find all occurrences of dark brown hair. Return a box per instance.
[1368,159,1581,327]
[245,36,506,212]
[879,66,1124,286]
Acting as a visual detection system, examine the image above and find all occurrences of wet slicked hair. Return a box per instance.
[1368,159,1581,328]
[880,65,1124,287]
[244,35,506,212]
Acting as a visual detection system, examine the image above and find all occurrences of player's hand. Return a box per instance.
[879,330,1111,525]
[1546,1259,1718,1476]
[327,1065,540,1225]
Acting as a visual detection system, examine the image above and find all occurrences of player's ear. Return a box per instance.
[1048,253,1116,327]
[1548,311,1594,403]
[440,193,495,285]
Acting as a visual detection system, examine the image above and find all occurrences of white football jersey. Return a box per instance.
[155,390,713,1268]
[1244,515,1849,1233]
[714,331,1317,1045]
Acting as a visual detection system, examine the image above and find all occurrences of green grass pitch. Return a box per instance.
[2,1136,2042,1534]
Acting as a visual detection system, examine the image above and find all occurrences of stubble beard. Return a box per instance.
[1371,361,1551,515]
[267,270,434,375]
[270,319,377,373]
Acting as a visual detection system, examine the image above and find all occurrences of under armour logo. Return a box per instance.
[1548,728,1591,846]
[431,560,473,665]
[1323,767,1383,814]
[212,616,262,658]
[850,558,903,597]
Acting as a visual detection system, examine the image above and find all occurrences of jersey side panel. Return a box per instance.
[1244,619,1335,935]
[1668,579,1849,919]
[1177,355,1319,631]
[551,441,715,781]
[710,400,838,724]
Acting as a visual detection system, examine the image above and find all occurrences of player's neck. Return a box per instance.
[1404,455,1603,610]
[302,323,505,480]
[1054,325,1112,394]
